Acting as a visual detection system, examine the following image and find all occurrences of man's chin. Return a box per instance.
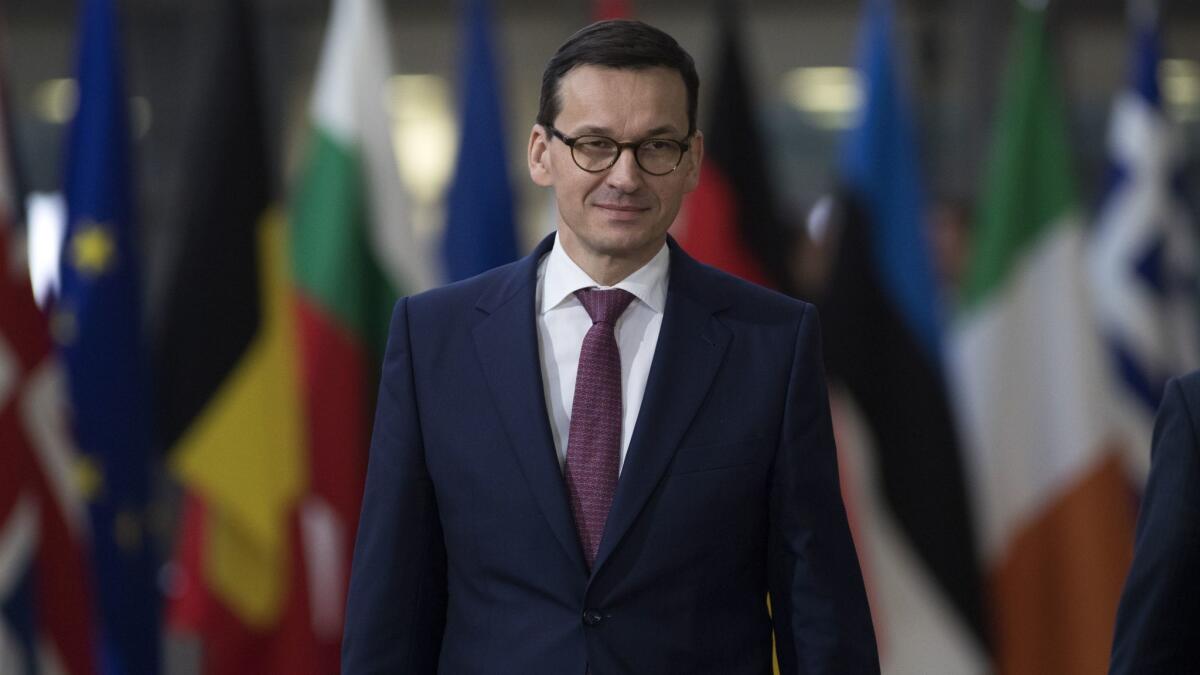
[588,233,666,261]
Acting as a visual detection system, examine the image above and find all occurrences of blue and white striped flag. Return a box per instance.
[1088,5,1200,480]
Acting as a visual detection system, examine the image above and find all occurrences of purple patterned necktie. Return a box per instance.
[565,288,635,570]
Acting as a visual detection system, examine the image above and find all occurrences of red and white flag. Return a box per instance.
[0,75,98,675]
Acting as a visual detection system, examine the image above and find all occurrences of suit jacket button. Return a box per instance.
[582,609,603,626]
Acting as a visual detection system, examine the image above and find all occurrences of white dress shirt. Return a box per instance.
[536,234,669,473]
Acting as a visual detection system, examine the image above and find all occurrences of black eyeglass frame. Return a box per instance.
[543,124,693,176]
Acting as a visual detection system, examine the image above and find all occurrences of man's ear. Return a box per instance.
[682,130,704,193]
[528,124,554,187]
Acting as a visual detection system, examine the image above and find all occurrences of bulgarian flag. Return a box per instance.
[294,0,431,349]
[290,0,431,655]
[949,4,1135,674]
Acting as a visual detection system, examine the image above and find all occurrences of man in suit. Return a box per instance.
[1110,370,1200,674]
[342,19,878,674]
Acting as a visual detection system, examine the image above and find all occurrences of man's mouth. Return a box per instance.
[594,203,649,214]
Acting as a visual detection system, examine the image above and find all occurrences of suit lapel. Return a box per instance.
[472,235,588,574]
[592,241,731,576]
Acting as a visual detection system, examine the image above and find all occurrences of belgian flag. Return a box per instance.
[154,2,311,673]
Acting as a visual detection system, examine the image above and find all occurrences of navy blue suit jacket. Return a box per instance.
[1110,370,1200,674]
[342,235,878,674]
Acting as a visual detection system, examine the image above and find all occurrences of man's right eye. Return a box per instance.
[578,138,615,150]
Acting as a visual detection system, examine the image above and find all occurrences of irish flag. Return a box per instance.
[949,5,1135,673]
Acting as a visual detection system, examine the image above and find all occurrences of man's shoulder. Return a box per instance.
[403,257,533,319]
[1166,370,1200,421]
[1172,370,1200,399]
[678,251,812,325]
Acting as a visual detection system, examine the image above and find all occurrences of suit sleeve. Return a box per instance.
[768,303,880,674]
[1109,375,1200,674]
[342,297,447,674]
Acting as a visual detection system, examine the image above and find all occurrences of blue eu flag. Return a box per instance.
[57,1,160,673]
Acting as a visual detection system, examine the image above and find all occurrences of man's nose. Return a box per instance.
[605,147,643,193]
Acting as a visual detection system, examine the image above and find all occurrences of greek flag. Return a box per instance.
[1088,7,1200,480]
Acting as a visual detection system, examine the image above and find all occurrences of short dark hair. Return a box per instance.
[537,20,700,136]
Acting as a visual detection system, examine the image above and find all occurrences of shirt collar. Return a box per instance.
[539,233,669,315]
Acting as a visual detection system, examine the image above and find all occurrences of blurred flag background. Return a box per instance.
[155,0,310,671]
[2,0,1200,673]
[1,36,97,675]
[1087,1,1200,483]
[55,0,160,673]
[949,5,1133,673]
[812,0,986,671]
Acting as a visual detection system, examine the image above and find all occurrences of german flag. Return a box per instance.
[675,0,794,294]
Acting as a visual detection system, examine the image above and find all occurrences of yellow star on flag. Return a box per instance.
[69,221,117,277]
[75,455,104,500]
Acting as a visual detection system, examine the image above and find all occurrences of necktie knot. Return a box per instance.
[575,288,635,326]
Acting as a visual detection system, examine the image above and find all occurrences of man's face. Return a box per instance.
[528,65,703,267]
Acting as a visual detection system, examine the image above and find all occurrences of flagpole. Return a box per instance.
[1128,0,1158,27]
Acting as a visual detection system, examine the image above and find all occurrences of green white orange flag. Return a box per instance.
[290,0,431,660]
[948,5,1135,674]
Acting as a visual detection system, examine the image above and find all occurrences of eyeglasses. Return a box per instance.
[545,125,691,176]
